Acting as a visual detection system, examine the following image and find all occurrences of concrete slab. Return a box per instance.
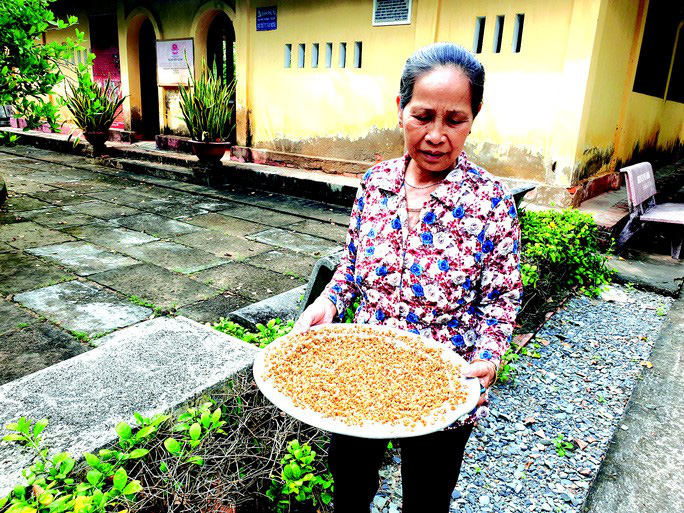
[219,204,304,226]
[0,322,87,386]
[192,199,236,212]
[608,251,684,297]
[14,281,151,336]
[90,263,219,309]
[139,201,209,219]
[191,262,306,301]
[66,200,141,220]
[229,285,305,329]
[113,212,204,238]
[0,208,24,224]
[244,249,318,280]
[20,207,96,229]
[27,189,94,206]
[174,230,273,259]
[248,227,341,256]
[583,294,684,513]
[176,292,252,324]
[89,188,173,207]
[246,194,352,225]
[3,195,52,211]
[285,219,348,242]
[64,222,158,250]
[0,177,56,195]
[0,252,74,295]
[27,241,139,276]
[0,221,75,249]
[185,212,267,236]
[118,240,227,274]
[0,316,258,496]
[0,299,40,336]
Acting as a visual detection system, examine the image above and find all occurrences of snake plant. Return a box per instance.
[179,60,236,142]
[63,72,125,134]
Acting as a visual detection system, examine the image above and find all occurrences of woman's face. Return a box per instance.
[397,66,477,175]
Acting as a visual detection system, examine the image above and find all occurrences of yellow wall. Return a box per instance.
[235,0,416,162]
[577,0,684,181]
[42,0,683,190]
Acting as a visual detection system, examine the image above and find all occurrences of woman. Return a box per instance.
[294,43,522,512]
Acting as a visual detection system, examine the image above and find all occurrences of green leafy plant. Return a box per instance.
[554,434,574,457]
[497,347,520,384]
[63,72,126,142]
[1,0,84,131]
[162,401,226,466]
[0,415,151,513]
[128,295,162,316]
[342,298,361,323]
[266,440,333,512]
[178,59,236,142]
[520,209,613,303]
[0,132,19,147]
[213,317,294,348]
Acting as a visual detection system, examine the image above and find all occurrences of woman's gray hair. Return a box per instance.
[399,42,485,116]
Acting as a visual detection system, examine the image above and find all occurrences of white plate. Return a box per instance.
[253,323,481,438]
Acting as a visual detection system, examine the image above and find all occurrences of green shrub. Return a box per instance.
[519,208,613,305]
[213,317,294,348]
[267,440,333,513]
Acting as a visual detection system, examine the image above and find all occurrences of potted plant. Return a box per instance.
[178,60,236,164]
[63,72,126,156]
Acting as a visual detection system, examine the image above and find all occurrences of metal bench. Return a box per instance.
[616,162,684,259]
[300,184,536,311]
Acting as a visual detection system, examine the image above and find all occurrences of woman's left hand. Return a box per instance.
[463,361,497,406]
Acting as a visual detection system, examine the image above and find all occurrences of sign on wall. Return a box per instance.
[156,39,194,86]
[256,6,277,31]
[372,0,412,26]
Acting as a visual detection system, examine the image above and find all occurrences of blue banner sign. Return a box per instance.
[257,7,277,31]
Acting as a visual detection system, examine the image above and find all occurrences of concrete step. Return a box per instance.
[0,316,257,496]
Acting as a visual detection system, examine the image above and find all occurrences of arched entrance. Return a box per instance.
[139,19,160,139]
[206,11,235,84]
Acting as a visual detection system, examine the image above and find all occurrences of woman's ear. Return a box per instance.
[396,95,403,127]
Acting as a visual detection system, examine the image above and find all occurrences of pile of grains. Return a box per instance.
[263,324,467,428]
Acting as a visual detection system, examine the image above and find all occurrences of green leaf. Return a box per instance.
[112,468,127,491]
[128,448,149,459]
[122,480,142,495]
[135,425,155,439]
[86,469,102,486]
[186,456,204,466]
[189,423,201,441]
[211,408,221,424]
[33,418,48,437]
[164,437,181,455]
[83,452,100,468]
[115,422,132,441]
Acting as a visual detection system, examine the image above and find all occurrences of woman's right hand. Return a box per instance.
[292,296,337,334]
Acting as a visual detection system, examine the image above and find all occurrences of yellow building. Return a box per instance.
[47,0,684,205]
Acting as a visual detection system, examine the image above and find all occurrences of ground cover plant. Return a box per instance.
[1,374,331,513]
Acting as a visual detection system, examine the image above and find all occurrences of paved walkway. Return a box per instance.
[0,145,348,385]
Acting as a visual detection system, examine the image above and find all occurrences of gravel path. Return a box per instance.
[371,284,673,513]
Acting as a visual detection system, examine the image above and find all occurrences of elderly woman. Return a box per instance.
[294,43,522,513]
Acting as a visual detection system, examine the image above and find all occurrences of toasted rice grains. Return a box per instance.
[263,324,468,429]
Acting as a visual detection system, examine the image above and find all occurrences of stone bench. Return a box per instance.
[299,184,536,311]
[617,162,684,259]
[0,316,258,496]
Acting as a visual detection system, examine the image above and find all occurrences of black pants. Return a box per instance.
[328,424,473,513]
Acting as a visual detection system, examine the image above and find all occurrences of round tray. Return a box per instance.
[253,323,481,438]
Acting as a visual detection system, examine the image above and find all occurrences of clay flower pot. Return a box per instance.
[190,140,231,164]
[83,131,109,156]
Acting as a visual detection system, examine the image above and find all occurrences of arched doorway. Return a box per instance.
[139,19,159,139]
[206,12,236,143]
[206,12,235,84]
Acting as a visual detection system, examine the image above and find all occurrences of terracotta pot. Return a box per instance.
[190,140,231,164]
[83,131,109,156]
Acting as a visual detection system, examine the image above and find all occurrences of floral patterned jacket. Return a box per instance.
[323,152,522,424]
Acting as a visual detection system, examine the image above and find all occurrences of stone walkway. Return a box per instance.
[0,145,348,385]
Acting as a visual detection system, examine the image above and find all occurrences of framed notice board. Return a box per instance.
[372,0,412,26]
